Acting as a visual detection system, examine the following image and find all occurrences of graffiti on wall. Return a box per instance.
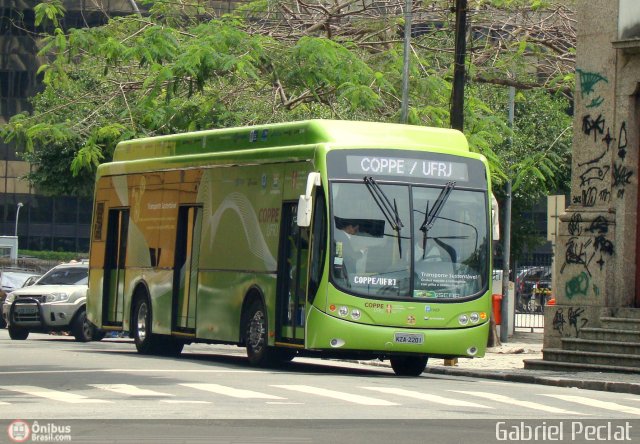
[552,307,589,336]
[617,122,628,160]
[572,68,627,208]
[576,69,608,109]
[566,272,589,299]
[581,114,605,141]
[561,212,614,276]
[574,116,633,206]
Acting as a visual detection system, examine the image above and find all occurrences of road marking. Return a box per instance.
[544,394,640,416]
[181,383,284,399]
[451,391,584,415]
[160,400,211,404]
[266,402,305,405]
[89,384,174,397]
[0,386,110,404]
[361,386,492,408]
[271,385,398,406]
[0,401,10,405]
[0,369,263,376]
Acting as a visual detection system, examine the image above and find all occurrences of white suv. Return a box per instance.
[2,261,101,342]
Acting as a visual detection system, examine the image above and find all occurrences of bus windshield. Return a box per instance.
[330,181,488,300]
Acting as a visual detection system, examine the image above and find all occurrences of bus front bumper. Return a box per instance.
[305,306,489,359]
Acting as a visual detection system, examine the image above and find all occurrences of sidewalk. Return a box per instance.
[425,331,640,395]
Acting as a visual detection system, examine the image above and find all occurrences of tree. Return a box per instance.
[470,84,572,260]
[1,0,575,198]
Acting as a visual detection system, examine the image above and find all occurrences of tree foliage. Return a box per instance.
[2,0,574,209]
[472,85,572,258]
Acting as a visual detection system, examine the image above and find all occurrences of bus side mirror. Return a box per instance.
[297,172,321,227]
[491,193,500,241]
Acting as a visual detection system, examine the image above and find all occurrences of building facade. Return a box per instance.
[529,0,640,371]
[0,0,139,252]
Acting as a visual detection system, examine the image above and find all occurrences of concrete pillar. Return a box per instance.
[544,0,640,349]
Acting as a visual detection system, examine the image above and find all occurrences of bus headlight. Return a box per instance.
[469,312,480,323]
[458,314,469,325]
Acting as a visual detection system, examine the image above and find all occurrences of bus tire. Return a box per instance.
[132,296,158,354]
[244,299,273,366]
[390,356,428,376]
[71,308,93,342]
[8,325,29,340]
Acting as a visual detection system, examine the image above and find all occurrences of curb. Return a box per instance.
[425,366,640,395]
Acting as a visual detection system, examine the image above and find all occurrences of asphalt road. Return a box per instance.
[2,330,640,443]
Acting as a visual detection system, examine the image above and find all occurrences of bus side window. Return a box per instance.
[308,187,327,302]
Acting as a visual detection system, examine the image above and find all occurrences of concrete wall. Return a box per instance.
[544,0,640,349]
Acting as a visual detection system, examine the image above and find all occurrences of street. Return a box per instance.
[2,330,640,424]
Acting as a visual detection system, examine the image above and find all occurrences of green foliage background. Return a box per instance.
[1,0,575,258]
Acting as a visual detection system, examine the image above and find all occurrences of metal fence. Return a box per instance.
[493,266,551,331]
[513,265,552,331]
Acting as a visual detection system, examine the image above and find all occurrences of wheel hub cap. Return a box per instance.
[137,302,148,341]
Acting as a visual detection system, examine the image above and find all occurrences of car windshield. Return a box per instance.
[36,266,88,286]
[330,181,488,300]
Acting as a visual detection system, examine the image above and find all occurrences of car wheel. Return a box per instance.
[8,324,29,340]
[72,309,93,342]
[390,356,428,376]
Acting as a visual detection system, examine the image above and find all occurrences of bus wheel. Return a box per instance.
[8,325,29,340]
[245,300,270,366]
[390,356,428,376]
[71,309,93,342]
[133,297,156,354]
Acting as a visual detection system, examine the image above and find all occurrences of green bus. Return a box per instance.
[87,119,498,376]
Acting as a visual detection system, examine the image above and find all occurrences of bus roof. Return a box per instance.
[112,120,469,163]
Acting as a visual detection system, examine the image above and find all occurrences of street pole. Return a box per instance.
[400,0,412,124]
[450,0,468,131]
[15,202,23,264]
[500,86,515,343]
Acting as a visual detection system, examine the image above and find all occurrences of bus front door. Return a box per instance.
[276,202,309,346]
[172,206,202,334]
[103,208,129,327]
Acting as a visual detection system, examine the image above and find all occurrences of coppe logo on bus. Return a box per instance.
[7,420,30,443]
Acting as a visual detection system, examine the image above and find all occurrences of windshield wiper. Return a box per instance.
[364,177,404,230]
[419,181,456,259]
[364,176,404,257]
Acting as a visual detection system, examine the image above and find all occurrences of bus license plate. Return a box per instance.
[16,305,37,314]
[394,332,424,344]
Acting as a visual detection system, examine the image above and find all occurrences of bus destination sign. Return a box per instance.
[346,155,469,181]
